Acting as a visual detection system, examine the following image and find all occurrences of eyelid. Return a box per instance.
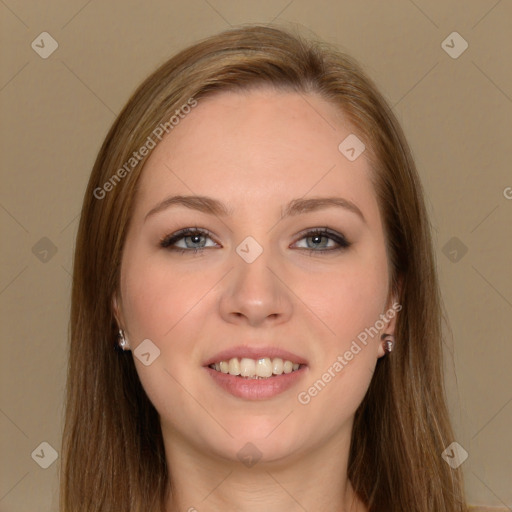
[159,227,221,249]
[293,226,349,243]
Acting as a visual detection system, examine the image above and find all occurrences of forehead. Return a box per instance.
[133,87,379,221]
[159,87,352,163]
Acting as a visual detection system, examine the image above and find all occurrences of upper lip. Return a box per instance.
[203,345,308,367]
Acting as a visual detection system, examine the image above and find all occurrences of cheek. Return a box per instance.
[122,272,170,342]
[120,256,215,427]
[296,352,375,439]
[120,253,205,342]
[292,249,388,413]
[296,257,389,348]
[294,264,386,427]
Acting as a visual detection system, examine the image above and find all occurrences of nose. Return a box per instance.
[218,245,294,327]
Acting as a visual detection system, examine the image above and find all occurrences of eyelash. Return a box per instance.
[159,227,351,256]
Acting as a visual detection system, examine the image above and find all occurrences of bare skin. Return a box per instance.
[114,87,398,512]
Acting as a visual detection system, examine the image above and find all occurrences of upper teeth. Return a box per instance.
[209,357,301,378]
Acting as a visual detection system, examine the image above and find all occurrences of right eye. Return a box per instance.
[160,228,220,254]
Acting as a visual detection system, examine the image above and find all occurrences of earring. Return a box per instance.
[381,334,394,354]
[118,329,130,351]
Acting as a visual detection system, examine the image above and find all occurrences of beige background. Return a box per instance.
[1,1,511,510]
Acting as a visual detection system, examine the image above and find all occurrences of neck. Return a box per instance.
[162,424,367,512]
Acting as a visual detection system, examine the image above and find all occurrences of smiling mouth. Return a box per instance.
[208,357,303,379]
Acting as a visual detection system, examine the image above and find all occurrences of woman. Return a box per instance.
[61,24,468,511]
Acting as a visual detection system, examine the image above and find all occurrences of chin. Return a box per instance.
[202,420,307,465]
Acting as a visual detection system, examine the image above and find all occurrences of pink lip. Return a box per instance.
[203,345,308,367]
[204,366,307,400]
[203,345,309,401]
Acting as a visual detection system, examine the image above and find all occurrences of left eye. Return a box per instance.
[292,228,351,252]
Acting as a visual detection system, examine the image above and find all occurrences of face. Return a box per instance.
[114,87,397,464]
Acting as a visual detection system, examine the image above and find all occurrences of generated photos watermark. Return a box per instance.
[297,302,402,405]
[93,97,198,200]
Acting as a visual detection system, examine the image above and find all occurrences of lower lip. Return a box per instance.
[204,366,307,400]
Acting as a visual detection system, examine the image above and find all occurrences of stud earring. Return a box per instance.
[118,329,130,351]
[381,334,395,354]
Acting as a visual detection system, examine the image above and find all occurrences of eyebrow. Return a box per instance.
[144,195,366,223]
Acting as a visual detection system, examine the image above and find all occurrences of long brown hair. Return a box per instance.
[61,24,467,511]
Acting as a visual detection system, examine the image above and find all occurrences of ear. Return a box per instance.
[112,291,124,329]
